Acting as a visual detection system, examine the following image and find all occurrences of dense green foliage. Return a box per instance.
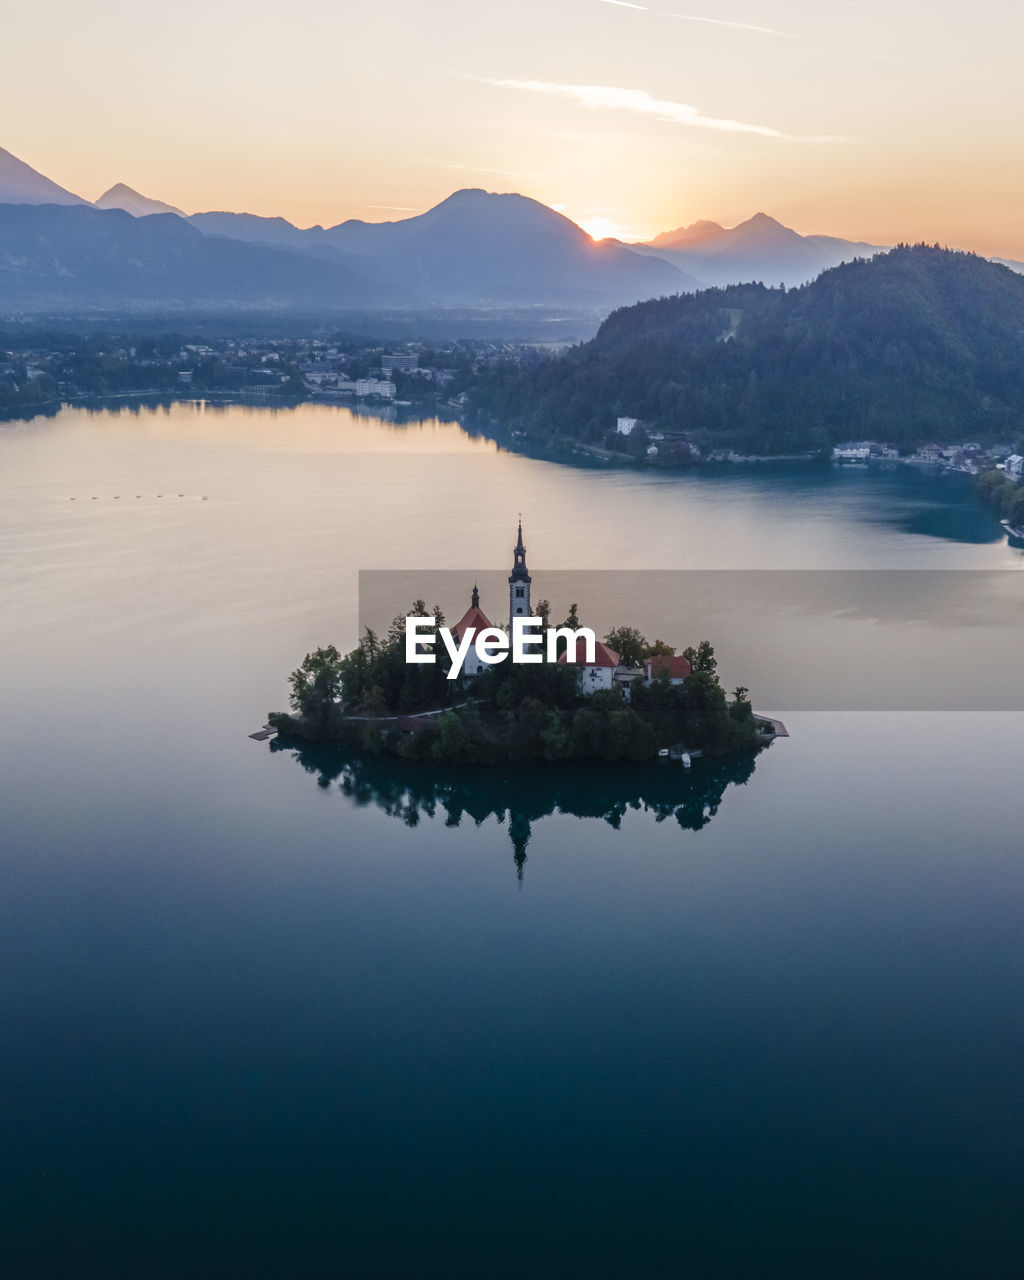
[0,364,58,411]
[335,601,453,716]
[272,614,762,764]
[604,625,647,667]
[468,247,1024,454]
[977,468,1024,525]
[287,645,346,734]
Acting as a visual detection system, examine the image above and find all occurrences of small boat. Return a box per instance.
[667,743,692,767]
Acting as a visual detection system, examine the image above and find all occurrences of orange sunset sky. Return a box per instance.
[4,0,1022,255]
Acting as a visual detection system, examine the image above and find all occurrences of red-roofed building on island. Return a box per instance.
[557,637,621,693]
[450,584,497,678]
[451,587,493,647]
[643,654,692,685]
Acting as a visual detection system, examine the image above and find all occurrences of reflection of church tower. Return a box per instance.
[509,811,531,881]
[508,518,532,631]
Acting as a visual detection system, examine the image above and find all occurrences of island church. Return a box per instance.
[447,519,534,679]
[447,520,629,691]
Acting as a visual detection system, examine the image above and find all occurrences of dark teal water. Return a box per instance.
[2,404,1023,1277]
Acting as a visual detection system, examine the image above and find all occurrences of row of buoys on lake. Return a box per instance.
[68,494,209,500]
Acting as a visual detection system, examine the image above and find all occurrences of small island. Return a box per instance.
[268,523,782,765]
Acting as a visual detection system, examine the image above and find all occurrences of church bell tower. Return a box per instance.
[508,518,532,630]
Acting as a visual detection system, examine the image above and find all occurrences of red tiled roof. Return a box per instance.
[644,654,692,680]
[557,638,620,668]
[452,605,493,641]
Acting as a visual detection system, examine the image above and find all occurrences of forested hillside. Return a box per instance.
[468,247,1024,454]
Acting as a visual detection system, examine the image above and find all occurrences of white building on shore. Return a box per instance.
[356,378,396,399]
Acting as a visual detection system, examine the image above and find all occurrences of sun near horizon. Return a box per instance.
[577,215,631,243]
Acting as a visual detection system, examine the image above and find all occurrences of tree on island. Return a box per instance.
[288,645,344,731]
[338,601,452,715]
[730,686,753,726]
[684,640,718,679]
[548,602,583,659]
[604,625,647,667]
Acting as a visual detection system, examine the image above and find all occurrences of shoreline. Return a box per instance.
[0,392,1003,483]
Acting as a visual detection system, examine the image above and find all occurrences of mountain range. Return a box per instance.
[1,142,1020,315]
[87,175,892,292]
[0,145,688,312]
[0,202,392,311]
[625,213,886,288]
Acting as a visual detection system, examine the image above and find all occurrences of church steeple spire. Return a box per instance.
[471,582,480,609]
[508,516,532,629]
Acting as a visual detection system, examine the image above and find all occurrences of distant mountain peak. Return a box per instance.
[0,143,86,206]
[426,188,558,218]
[95,183,184,217]
[318,186,695,304]
[740,211,787,230]
[647,219,726,250]
[723,212,803,247]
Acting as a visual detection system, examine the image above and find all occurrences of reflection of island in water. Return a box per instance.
[271,737,758,879]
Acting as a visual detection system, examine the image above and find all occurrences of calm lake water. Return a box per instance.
[2,402,1023,1277]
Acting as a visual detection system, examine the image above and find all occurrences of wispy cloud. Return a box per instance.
[480,79,840,141]
[595,0,797,38]
[663,12,796,38]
